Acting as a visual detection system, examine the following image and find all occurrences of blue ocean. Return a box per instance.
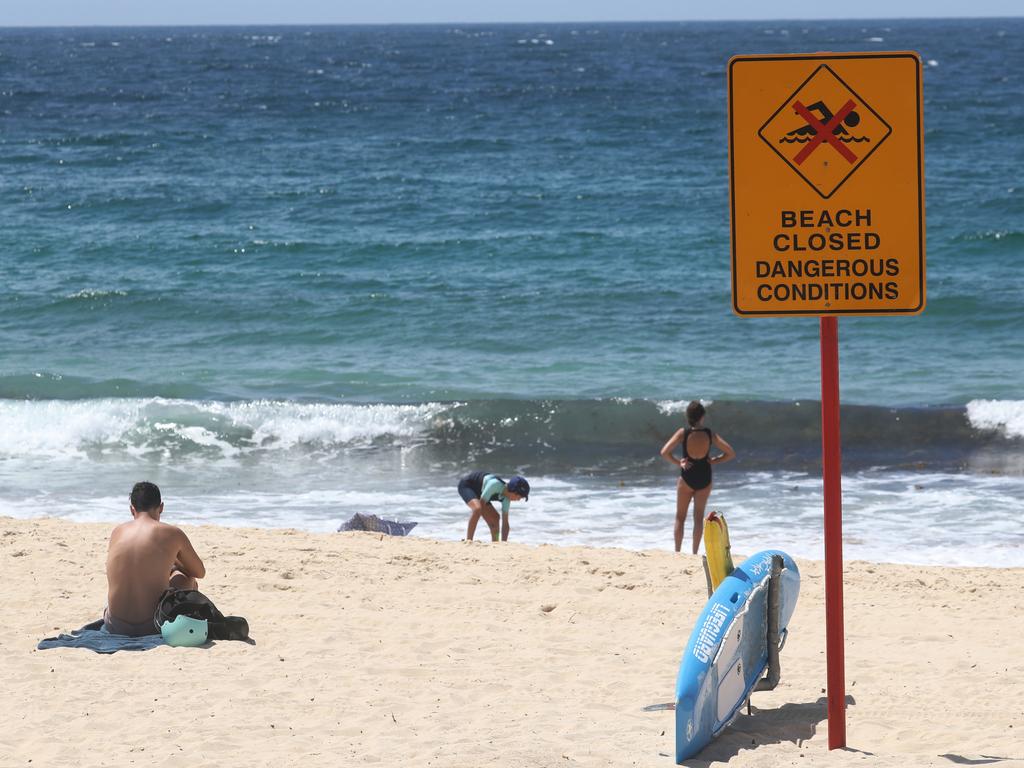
[1,19,1022,565]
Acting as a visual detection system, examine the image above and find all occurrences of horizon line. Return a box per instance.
[1,14,1021,30]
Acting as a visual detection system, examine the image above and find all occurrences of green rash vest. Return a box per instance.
[480,474,511,515]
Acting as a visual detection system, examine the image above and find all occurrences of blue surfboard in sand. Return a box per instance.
[675,550,800,762]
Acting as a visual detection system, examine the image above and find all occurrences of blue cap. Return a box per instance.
[507,475,530,500]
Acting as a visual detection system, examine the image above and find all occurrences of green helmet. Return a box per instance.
[160,614,209,647]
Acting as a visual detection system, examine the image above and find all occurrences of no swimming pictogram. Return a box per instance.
[758,65,891,199]
[789,99,859,164]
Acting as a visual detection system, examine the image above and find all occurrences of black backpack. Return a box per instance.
[154,589,251,642]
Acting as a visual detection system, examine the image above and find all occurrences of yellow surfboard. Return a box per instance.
[703,511,735,590]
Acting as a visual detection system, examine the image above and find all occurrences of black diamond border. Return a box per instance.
[757,64,893,199]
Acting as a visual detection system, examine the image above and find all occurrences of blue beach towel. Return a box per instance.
[37,620,167,654]
[337,513,417,536]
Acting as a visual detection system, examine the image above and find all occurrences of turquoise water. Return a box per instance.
[1,21,1022,563]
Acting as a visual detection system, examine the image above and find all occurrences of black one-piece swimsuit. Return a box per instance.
[680,427,714,491]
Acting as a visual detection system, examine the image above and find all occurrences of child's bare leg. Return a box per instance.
[675,479,694,553]
[480,503,500,541]
[691,485,713,555]
[466,499,501,541]
[466,500,484,540]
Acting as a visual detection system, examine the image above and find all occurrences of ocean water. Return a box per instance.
[1,20,1022,565]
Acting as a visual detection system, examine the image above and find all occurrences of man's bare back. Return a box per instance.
[105,482,205,636]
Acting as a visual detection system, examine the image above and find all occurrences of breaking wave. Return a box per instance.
[0,397,1019,474]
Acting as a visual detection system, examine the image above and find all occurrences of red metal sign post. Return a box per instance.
[819,315,846,749]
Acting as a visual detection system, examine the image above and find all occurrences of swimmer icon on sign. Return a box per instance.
[759,65,892,198]
[783,100,867,165]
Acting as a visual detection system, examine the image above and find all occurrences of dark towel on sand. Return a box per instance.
[37,620,167,653]
[337,513,417,536]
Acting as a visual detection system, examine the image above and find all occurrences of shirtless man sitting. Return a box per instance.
[104,482,206,636]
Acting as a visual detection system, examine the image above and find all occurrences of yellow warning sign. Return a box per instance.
[729,52,925,316]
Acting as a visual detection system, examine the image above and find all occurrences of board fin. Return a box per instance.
[703,511,735,590]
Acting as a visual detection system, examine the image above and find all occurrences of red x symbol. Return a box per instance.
[791,99,858,165]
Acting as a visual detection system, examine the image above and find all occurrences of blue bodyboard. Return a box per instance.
[675,550,800,762]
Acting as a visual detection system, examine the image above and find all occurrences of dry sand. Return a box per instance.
[2,515,1022,767]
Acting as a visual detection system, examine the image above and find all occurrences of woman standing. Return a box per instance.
[659,401,736,554]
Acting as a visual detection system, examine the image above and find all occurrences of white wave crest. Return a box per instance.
[210,400,449,449]
[0,398,450,458]
[656,400,688,414]
[66,289,127,299]
[0,399,143,457]
[656,398,714,415]
[966,399,1024,439]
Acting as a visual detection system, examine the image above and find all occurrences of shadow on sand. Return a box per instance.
[939,755,1022,765]
[680,695,860,765]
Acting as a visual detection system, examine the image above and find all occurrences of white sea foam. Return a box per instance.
[154,423,242,456]
[0,399,142,458]
[656,400,688,414]
[4,470,1019,567]
[656,398,713,415]
[0,398,449,458]
[212,400,449,449]
[966,399,1024,438]
[66,289,128,300]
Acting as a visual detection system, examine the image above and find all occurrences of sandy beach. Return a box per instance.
[2,515,1021,767]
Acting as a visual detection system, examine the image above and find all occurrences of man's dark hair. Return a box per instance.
[686,400,706,427]
[130,481,162,512]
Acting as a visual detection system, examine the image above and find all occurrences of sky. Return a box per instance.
[2,0,1022,27]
